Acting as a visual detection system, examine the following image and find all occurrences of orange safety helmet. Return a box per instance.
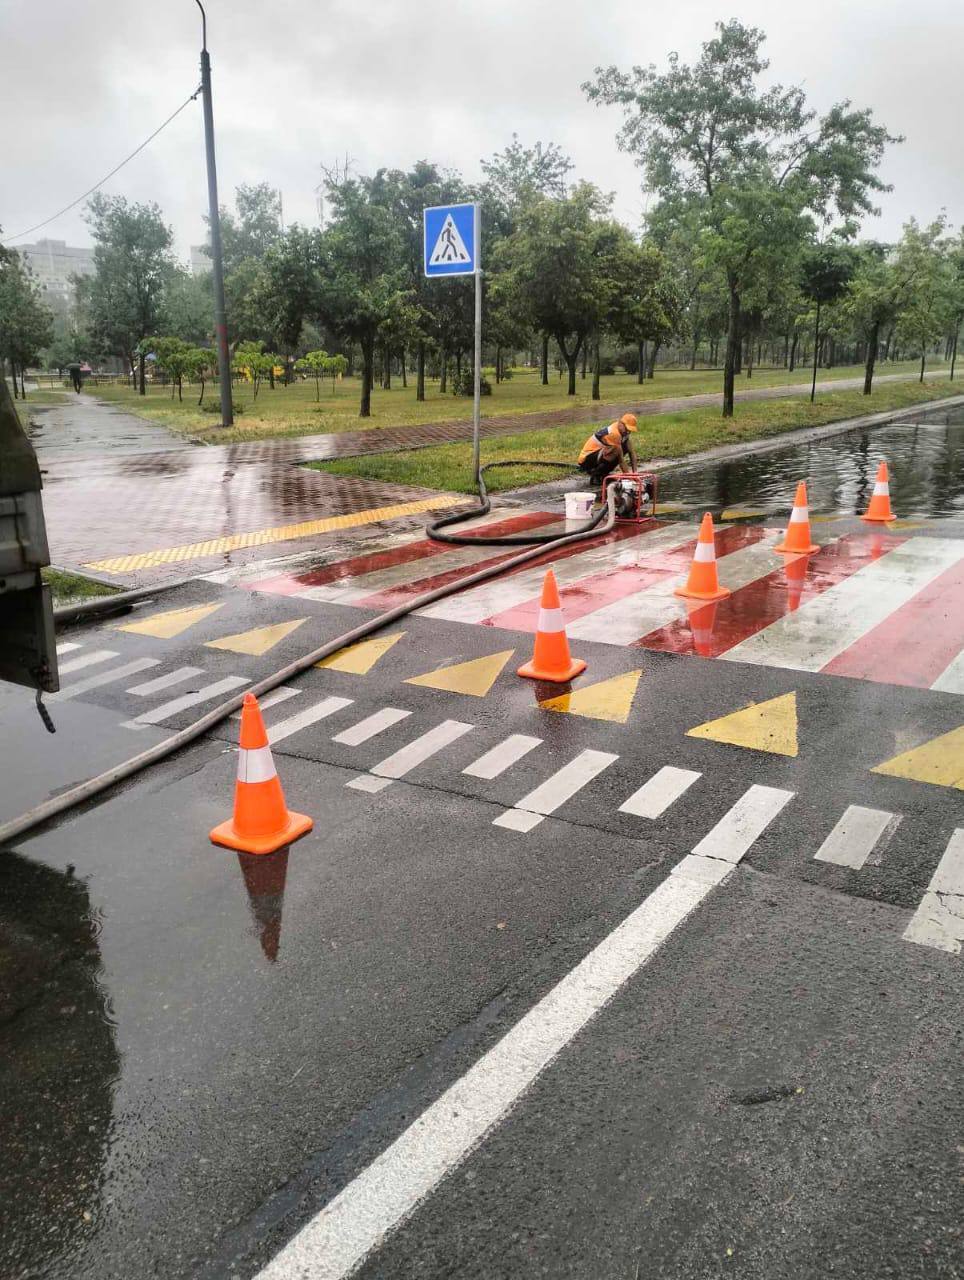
[620,413,638,432]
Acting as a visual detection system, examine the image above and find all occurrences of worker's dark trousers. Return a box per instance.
[579,454,619,490]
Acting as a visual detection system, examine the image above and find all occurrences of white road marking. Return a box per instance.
[903,828,964,953]
[619,766,702,819]
[56,641,81,655]
[50,657,160,702]
[493,748,617,832]
[463,734,542,779]
[419,524,695,625]
[814,804,898,869]
[690,784,795,863]
[57,648,119,675]
[231,686,302,719]
[931,648,964,695]
[369,720,474,779]
[345,775,394,794]
[566,531,783,646]
[123,675,249,728]
[332,707,412,747]
[127,666,204,697]
[722,536,964,671]
[267,697,354,745]
[253,825,755,1280]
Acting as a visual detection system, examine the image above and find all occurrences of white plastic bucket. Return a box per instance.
[564,492,594,521]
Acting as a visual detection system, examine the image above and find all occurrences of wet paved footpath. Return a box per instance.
[31,372,942,584]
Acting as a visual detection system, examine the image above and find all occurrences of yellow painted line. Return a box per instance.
[83,496,464,574]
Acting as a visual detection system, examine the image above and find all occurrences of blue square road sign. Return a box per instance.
[424,203,478,277]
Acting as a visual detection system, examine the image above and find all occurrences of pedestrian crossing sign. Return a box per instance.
[424,203,478,276]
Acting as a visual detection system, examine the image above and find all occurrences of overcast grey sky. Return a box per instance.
[2,0,962,261]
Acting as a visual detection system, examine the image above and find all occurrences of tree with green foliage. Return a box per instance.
[162,268,212,345]
[209,182,283,276]
[585,20,898,416]
[255,226,323,378]
[315,175,407,416]
[142,336,195,400]
[184,347,215,405]
[894,217,951,382]
[323,353,348,391]
[491,183,615,395]
[233,340,276,400]
[942,229,964,380]
[83,193,174,394]
[844,242,915,394]
[799,244,857,400]
[295,348,329,400]
[0,254,54,398]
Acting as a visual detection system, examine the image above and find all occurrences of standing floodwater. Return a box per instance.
[660,404,964,520]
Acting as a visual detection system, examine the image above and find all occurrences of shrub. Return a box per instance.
[201,399,244,415]
[451,370,492,397]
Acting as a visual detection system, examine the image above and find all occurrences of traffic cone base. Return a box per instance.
[675,513,731,601]
[774,481,819,554]
[861,461,895,522]
[210,808,312,857]
[517,568,587,684]
[210,692,313,856]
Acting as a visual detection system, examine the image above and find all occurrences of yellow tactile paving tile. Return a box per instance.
[83,496,464,574]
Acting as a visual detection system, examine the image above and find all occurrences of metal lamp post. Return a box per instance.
[196,1,233,427]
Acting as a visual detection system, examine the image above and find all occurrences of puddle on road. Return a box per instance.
[658,404,964,521]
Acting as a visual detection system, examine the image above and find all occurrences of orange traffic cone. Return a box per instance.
[775,482,819,554]
[517,569,587,682]
[861,461,896,522]
[210,692,313,855]
[675,513,731,601]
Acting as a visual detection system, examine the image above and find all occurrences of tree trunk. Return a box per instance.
[455,349,462,381]
[417,342,426,401]
[268,365,275,390]
[722,284,741,418]
[637,341,646,385]
[360,336,374,416]
[177,377,183,402]
[20,365,26,397]
[439,346,448,394]
[951,326,959,380]
[541,334,549,385]
[920,351,925,383]
[647,343,659,379]
[690,328,700,371]
[400,347,407,388]
[789,334,798,372]
[495,345,501,384]
[198,378,205,405]
[745,336,754,379]
[810,299,821,403]
[382,347,391,390]
[138,352,146,395]
[9,359,17,398]
[314,374,320,401]
[558,335,581,396]
[863,319,880,395]
[591,337,601,400]
[581,344,587,380]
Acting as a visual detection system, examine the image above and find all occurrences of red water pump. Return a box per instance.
[601,472,658,522]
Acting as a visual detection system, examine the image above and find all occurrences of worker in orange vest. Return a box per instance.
[577,412,639,493]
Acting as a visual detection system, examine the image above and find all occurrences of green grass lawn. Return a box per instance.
[43,567,119,606]
[312,379,962,495]
[87,360,949,445]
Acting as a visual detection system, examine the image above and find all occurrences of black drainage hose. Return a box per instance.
[427,460,609,545]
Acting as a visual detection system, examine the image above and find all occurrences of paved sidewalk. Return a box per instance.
[29,372,944,583]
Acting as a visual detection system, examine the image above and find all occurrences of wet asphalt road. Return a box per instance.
[2,577,962,1279]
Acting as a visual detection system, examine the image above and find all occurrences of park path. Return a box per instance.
[29,370,940,582]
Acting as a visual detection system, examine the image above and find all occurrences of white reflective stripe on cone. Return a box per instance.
[693,541,716,563]
[537,607,565,633]
[873,481,889,495]
[789,505,809,522]
[237,745,277,784]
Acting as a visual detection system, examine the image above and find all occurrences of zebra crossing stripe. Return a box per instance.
[619,766,701,819]
[57,649,119,675]
[346,720,473,791]
[128,666,204,697]
[813,805,897,869]
[463,735,542,780]
[493,748,617,832]
[333,707,412,746]
[903,828,964,953]
[267,697,354,745]
[123,675,250,728]
[51,657,160,702]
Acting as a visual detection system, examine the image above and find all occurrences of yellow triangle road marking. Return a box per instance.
[872,723,964,791]
[205,617,309,656]
[687,692,798,757]
[316,631,405,674]
[540,669,643,724]
[116,601,225,639]
[405,650,515,697]
[720,508,770,521]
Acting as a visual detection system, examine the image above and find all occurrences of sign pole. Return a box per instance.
[472,203,482,487]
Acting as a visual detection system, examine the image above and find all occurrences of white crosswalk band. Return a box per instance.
[814,805,896,868]
[268,696,354,745]
[930,649,964,694]
[463,734,542,780]
[903,828,964,953]
[231,686,301,718]
[370,720,474,779]
[123,675,249,728]
[333,707,412,747]
[56,641,81,655]
[690,784,795,863]
[128,666,204,697]
[57,648,119,675]
[494,748,617,831]
[51,657,160,702]
[722,537,964,671]
[619,766,701,819]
